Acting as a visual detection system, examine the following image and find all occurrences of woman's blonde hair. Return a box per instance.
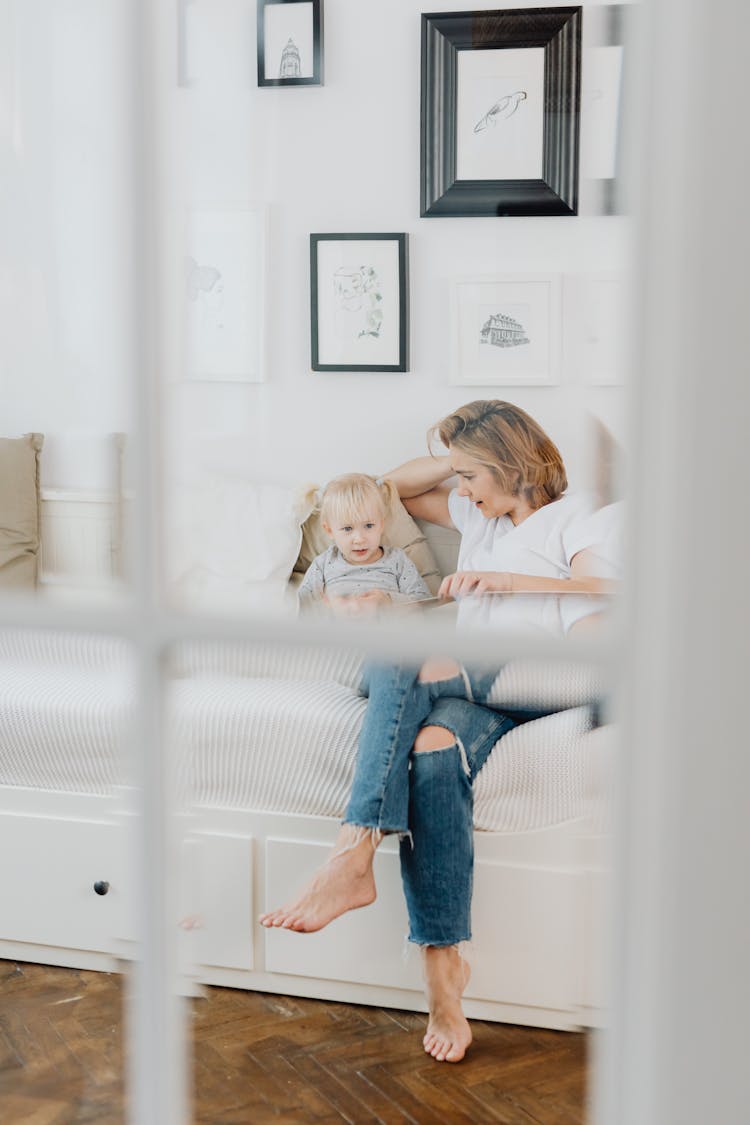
[316,473,399,529]
[430,400,567,509]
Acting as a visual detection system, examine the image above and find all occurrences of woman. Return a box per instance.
[260,401,617,1063]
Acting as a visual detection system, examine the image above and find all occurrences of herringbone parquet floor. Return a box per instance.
[0,960,588,1124]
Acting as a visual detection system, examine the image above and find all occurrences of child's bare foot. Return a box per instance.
[258,825,379,933]
[422,945,472,1062]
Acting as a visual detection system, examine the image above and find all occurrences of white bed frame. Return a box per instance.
[1,490,609,1030]
[0,782,607,1030]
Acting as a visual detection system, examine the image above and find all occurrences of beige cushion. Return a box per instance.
[294,495,442,596]
[0,434,44,589]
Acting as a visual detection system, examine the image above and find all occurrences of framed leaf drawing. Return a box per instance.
[184,207,266,383]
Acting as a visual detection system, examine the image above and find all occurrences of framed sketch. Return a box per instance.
[451,275,561,386]
[421,8,582,217]
[564,273,624,385]
[310,234,409,373]
[184,207,266,383]
[257,0,323,87]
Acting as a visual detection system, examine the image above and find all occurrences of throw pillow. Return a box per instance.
[169,477,316,612]
[0,433,44,589]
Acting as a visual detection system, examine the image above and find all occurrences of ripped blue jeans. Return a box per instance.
[345,663,548,947]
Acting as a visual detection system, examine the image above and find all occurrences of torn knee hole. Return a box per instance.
[418,658,462,684]
[413,725,456,752]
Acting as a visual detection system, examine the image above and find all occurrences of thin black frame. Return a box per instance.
[257,0,323,88]
[310,234,409,373]
[421,7,582,217]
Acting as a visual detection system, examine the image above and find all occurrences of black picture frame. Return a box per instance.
[257,0,323,88]
[310,234,409,373]
[421,7,582,217]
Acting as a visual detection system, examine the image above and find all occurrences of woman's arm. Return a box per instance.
[385,453,454,498]
[383,455,456,529]
[438,551,619,600]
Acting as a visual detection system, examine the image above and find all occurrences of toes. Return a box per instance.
[423,1032,436,1053]
[445,1041,465,1062]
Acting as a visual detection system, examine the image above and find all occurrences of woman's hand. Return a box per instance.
[438,571,513,600]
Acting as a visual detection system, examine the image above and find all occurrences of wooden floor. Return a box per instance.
[0,961,588,1124]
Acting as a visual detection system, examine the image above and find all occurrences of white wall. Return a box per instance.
[1,0,135,489]
[2,0,627,492]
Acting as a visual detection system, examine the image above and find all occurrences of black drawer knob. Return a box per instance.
[93,881,110,896]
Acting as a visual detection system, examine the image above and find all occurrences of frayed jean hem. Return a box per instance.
[342,817,409,836]
[408,933,472,948]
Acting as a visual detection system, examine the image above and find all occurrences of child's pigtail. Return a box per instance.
[375,476,400,517]
[302,482,323,513]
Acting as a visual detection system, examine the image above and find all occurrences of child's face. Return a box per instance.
[324,510,385,566]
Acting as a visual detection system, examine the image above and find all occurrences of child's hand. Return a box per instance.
[325,591,392,618]
[355,590,392,613]
[325,595,360,617]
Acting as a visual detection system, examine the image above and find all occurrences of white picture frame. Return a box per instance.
[450,274,561,386]
[564,272,624,386]
[183,207,267,383]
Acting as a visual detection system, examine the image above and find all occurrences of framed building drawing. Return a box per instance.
[310,234,409,372]
[451,275,561,385]
[184,207,266,383]
[421,8,582,216]
[257,0,323,87]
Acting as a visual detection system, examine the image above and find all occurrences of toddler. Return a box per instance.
[298,473,430,615]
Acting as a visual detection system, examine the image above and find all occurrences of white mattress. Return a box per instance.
[0,631,604,832]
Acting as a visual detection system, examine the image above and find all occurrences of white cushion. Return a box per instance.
[168,477,315,612]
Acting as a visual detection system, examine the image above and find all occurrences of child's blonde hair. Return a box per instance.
[314,473,399,529]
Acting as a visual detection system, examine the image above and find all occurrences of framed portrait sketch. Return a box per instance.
[184,207,266,383]
[421,8,582,217]
[310,234,409,373]
[257,0,323,87]
[451,275,561,386]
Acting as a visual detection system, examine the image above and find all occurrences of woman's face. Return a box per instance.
[449,447,530,523]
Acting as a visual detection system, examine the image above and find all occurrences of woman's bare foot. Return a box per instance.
[422,945,472,1062]
[258,824,379,933]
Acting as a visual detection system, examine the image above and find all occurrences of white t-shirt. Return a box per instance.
[447,490,618,635]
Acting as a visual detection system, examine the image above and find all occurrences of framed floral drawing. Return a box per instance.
[310,234,409,373]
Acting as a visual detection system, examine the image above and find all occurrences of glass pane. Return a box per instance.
[0,628,135,1123]
[1,1,136,609]
[167,637,614,1122]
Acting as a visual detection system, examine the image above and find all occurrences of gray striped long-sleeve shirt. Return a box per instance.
[298,545,430,607]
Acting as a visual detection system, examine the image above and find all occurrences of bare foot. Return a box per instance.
[258,824,379,933]
[422,946,472,1063]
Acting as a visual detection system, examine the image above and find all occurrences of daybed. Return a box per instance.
[0,439,611,1030]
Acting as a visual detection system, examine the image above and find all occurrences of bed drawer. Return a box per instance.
[0,813,126,954]
[263,837,417,990]
[263,837,583,1014]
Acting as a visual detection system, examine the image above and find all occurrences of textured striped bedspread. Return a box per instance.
[0,631,606,832]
